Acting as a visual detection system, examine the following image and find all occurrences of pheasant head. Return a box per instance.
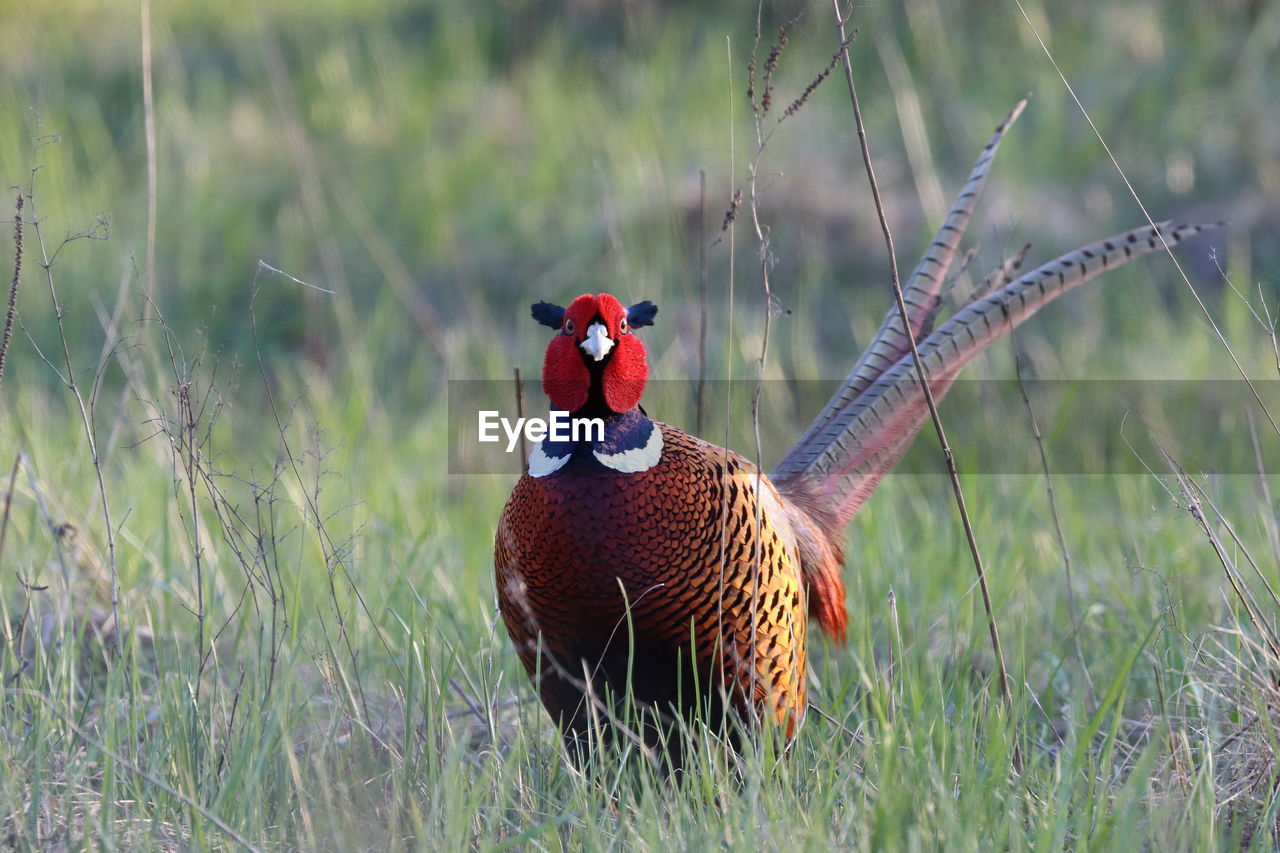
[532,293,657,415]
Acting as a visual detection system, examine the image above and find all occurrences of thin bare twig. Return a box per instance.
[746,1,778,711]
[715,34,738,729]
[0,455,19,671]
[1245,407,1280,572]
[0,454,18,570]
[1253,279,1280,378]
[1159,444,1280,666]
[781,32,856,122]
[830,1,1012,710]
[1182,463,1280,619]
[247,273,396,724]
[696,168,708,435]
[176,378,207,695]
[0,193,21,385]
[1007,316,1095,703]
[141,0,156,320]
[26,160,121,653]
[887,588,901,721]
[513,366,528,468]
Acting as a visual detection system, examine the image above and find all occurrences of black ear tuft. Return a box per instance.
[531,301,566,329]
[626,301,658,328]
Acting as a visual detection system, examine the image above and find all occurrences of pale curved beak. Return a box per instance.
[580,321,615,362]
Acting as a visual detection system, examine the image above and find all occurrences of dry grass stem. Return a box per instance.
[830,0,1014,713]
[1007,317,1096,703]
[0,194,21,386]
[513,366,528,468]
[24,161,121,653]
[782,32,856,122]
[696,168,708,435]
[1245,407,1280,571]
[141,0,156,319]
[1160,445,1280,665]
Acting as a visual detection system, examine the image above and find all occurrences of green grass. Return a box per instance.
[2,0,1279,849]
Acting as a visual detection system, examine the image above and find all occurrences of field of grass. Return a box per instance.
[1,0,1279,848]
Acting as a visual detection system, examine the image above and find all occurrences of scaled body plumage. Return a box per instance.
[497,421,810,755]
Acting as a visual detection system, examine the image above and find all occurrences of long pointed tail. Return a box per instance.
[775,220,1217,527]
[776,98,1028,481]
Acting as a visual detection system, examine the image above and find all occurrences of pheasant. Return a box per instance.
[494,100,1212,765]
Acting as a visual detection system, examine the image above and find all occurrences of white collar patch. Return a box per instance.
[593,424,663,473]
[527,442,571,478]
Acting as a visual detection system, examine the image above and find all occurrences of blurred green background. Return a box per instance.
[2,0,1277,400]
[5,0,1278,680]
[2,2,1280,846]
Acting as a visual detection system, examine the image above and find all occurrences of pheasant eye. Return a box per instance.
[563,318,575,335]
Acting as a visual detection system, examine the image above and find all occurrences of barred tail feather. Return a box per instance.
[777,221,1218,526]
[776,97,1029,481]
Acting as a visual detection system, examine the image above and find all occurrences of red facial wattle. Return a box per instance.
[601,331,647,413]
[541,334,592,413]
[539,293,650,414]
